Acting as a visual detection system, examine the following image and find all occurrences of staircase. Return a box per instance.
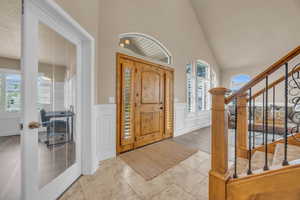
[209,46,300,200]
[233,143,300,177]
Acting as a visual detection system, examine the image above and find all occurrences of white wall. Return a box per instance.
[95,103,211,161]
[98,0,221,104]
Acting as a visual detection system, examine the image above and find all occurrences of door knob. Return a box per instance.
[28,122,41,129]
[160,107,164,110]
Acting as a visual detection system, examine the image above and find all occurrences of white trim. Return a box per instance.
[93,103,211,163]
[119,32,173,64]
[22,0,96,199]
[117,47,174,69]
[0,112,20,136]
[174,103,211,137]
[187,60,215,114]
[95,104,117,162]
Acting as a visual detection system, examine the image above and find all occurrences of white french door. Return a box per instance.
[21,0,86,199]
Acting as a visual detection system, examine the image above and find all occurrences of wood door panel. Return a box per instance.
[117,53,174,153]
[140,112,160,136]
[135,62,164,145]
[141,71,161,104]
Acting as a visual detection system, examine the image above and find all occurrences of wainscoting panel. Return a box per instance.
[174,103,211,137]
[95,103,211,162]
[95,104,117,161]
[0,112,20,136]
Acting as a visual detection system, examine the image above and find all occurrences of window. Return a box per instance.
[0,71,21,112]
[230,74,251,92]
[186,63,195,112]
[5,74,21,112]
[119,33,172,64]
[0,70,51,112]
[38,76,51,106]
[186,61,216,112]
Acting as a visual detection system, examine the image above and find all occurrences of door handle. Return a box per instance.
[160,107,164,110]
[28,122,41,129]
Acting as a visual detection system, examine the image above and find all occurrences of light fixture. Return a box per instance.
[125,39,130,45]
[119,43,125,47]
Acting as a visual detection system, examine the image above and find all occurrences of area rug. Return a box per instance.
[119,140,198,181]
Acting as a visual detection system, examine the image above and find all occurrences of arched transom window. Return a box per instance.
[119,33,172,64]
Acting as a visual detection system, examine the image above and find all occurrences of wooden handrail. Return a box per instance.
[225,46,300,104]
[250,65,300,100]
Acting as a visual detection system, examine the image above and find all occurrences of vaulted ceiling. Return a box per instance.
[191,0,300,69]
[0,0,75,66]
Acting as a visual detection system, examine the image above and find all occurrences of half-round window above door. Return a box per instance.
[118,33,172,64]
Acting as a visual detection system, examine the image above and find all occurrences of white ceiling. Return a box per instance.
[191,0,300,69]
[0,0,76,66]
[2,0,300,70]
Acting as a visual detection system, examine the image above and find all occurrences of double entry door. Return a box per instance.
[117,54,174,153]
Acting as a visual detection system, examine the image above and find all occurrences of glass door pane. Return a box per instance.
[37,23,77,188]
[0,0,21,199]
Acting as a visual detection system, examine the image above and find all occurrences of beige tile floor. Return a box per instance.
[59,150,211,200]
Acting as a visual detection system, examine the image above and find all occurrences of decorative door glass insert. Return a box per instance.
[38,23,77,188]
[123,68,133,139]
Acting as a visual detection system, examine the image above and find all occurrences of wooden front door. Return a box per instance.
[134,62,165,148]
[117,53,174,153]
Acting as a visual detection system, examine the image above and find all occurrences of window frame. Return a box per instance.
[186,60,217,114]
[0,69,21,113]
[119,33,173,65]
[0,69,53,113]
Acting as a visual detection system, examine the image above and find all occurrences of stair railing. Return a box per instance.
[249,65,300,148]
[209,46,300,200]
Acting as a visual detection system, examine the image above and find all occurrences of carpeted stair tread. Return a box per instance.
[235,151,273,177]
[250,151,273,171]
[272,143,300,166]
[229,157,249,176]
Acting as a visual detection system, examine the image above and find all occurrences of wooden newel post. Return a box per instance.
[236,94,249,158]
[209,88,230,200]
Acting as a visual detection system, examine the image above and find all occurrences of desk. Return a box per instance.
[45,111,75,142]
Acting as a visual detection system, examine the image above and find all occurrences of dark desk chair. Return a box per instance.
[40,109,69,146]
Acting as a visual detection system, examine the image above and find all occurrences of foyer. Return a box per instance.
[1,0,300,199]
